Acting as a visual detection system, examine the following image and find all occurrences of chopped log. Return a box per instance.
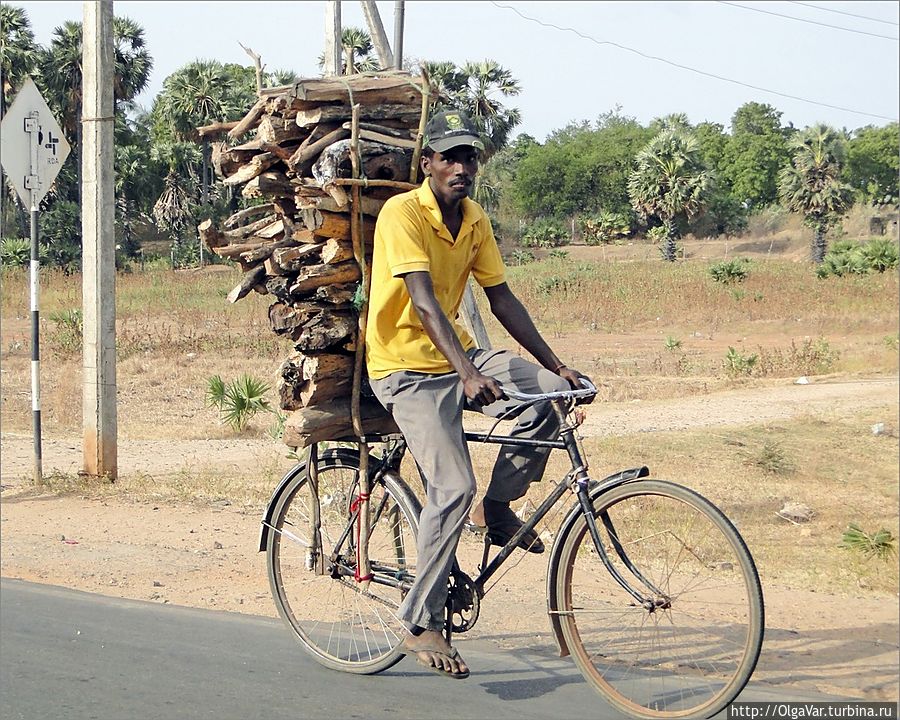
[282,399,398,448]
[320,237,355,264]
[300,208,375,242]
[257,114,307,144]
[212,141,260,177]
[240,236,297,264]
[258,141,298,165]
[268,303,356,348]
[295,192,385,217]
[312,139,412,185]
[287,126,350,172]
[315,283,357,305]
[242,171,293,199]
[289,260,361,296]
[197,120,240,139]
[227,264,267,303]
[277,351,355,408]
[294,104,421,127]
[223,152,280,186]
[341,122,417,149]
[223,203,275,230]
[268,242,323,273]
[291,310,357,350]
[291,74,426,107]
[228,96,267,138]
[198,219,226,250]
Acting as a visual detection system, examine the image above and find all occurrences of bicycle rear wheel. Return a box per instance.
[266,448,420,674]
[553,480,763,719]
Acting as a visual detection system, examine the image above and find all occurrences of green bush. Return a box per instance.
[709,258,751,284]
[724,346,758,377]
[817,238,899,277]
[0,237,32,267]
[841,523,897,561]
[521,218,567,249]
[580,211,632,246]
[47,308,83,355]
[206,374,273,431]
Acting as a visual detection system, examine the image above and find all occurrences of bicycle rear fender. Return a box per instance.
[545,465,650,657]
[257,448,378,552]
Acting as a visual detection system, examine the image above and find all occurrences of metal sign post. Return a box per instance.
[1,78,71,483]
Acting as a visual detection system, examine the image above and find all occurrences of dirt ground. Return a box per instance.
[2,376,898,702]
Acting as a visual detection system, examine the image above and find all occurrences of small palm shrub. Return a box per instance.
[206,374,273,431]
[47,308,83,355]
[817,238,899,278]
[709,258,751,284]
[581,211,631,246]
[521,219,567,249]
[0,237,31,267]
[841,523,897,561]
[724,346,758,377]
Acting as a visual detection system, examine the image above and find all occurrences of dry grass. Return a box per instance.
[2,237,898,597]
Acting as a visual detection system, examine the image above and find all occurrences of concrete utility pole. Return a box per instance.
[323,0,342,76]
[81,0,117,479]
[393,1,405,69]
[360,1,393,69]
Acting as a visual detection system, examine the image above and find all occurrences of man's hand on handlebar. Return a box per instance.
[462,371,506,407]
[558,366,597,405]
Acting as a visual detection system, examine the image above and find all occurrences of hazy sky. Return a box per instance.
[14,1,900,140]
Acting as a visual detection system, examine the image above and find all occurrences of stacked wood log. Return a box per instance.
[198,72,434,448]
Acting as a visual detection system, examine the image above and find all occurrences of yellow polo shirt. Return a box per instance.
[365,180,506,379]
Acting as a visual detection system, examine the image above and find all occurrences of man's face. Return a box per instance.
[422,145,479,205]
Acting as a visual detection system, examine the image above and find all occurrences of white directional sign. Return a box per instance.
[0,77,71,207]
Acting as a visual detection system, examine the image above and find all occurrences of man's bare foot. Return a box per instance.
[402,629,469,679]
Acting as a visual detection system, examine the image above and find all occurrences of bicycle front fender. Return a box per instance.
[545,465,650,657]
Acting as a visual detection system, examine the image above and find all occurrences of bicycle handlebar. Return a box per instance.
[502,378,597,403]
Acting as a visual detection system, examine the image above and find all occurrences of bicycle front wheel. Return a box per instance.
[553,480,763,719]
[266,449,420,674]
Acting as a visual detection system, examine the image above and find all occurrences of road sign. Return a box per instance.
[0,77,71,208]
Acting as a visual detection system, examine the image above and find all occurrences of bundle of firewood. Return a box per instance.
[198,71,434,447]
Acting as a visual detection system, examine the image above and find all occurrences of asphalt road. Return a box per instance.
[0,578,843,720]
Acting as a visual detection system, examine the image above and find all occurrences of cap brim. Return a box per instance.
[429,134,485,153]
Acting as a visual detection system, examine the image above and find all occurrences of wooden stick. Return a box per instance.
[348,103,373,590]
[409,68,430,184]
[287,126,350,171]
[227,96,267,139]
[331,178,418,191]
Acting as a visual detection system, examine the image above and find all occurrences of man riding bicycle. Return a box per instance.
[365,108,595,679]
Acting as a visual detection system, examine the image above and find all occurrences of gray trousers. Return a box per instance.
[369,348,569,631]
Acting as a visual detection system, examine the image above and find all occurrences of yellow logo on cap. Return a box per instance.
[446,113,463,129]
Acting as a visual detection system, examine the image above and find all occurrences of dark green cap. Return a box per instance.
[423,109,485,153]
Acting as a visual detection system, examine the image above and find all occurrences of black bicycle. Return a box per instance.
[258,381,764,719]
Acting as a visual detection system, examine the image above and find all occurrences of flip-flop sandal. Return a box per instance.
[403,640,470,680]
[476,504,545,554]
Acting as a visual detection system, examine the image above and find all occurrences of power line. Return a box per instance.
[490,1,897,123]
[788,1,899,27]
[719,1,899,41]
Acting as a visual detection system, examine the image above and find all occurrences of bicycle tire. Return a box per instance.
[552,480,764,719]
[266,448,421,674]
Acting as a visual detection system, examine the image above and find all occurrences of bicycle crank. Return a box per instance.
[446,569,480,633]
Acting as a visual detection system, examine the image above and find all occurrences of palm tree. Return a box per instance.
[459,60,521,159]
[317,27,380,75]
[420,59,521,161]
[628,129,712,262]
[152,60,250,143]
[0,4,40,115]
[778,123,853,264]
[40,16,152,137]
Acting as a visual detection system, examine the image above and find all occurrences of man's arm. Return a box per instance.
[484,282,593,396]
[403,271,504,407]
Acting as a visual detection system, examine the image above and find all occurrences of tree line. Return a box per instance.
[2,5,897,270]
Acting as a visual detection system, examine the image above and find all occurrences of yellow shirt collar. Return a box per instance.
[416,179,478,244]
